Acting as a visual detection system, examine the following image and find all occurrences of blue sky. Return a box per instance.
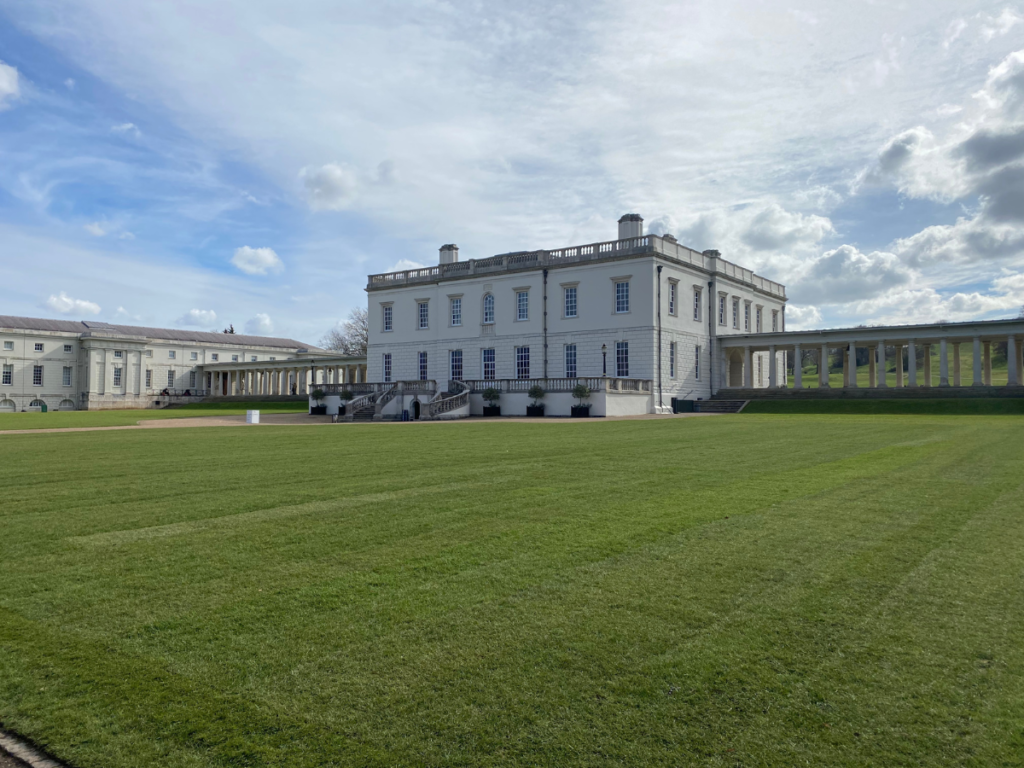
[1,0,1023,343]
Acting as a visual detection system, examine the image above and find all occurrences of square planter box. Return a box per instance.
[526,405,546,418]
[483,405,501,417]
[310,405,327,415]
[570,405,591,418]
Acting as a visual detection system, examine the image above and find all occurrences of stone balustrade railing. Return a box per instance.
[461,377,651,394]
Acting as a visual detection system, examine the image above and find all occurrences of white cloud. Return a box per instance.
[740,204,835,251]
[45,291,101,315]
[979,9,1023,42]
[300,163,358,211]
[84,221,135,239]
[231,246,283,275]
[795,245,914,304]
[84,222,106,236]
[388,258,428,272]
[0,60,20,110]
[245,313,273,335]
[785,304,823,330]
[64,78,75,90]
[176,308,217,326]
[110,122,140,136]
[943,19,967,50]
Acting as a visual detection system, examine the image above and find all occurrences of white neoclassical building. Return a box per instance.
[356,214,788,417]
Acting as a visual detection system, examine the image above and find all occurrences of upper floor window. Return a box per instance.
[564,344,577,378]
[744,303,750,331]
[516,291,529,321]
[191,352,199,361]
[616,341,629,377]
[732,298,740,329]
[63,344,73,354]
[145,349,153,357]
[114,350,123,359]
[564,286,577,318]
[718,295,727,326]
[168,350,176,359]
[250,356,257,362]
[232,355,239,362]
[3,341,13,351]
[668,282,677,315]
[483,293,495,324]
[756,307,763,333]
[211,353,219,362]
[450,297,462,327]
[269,357,276,361]
[615,281,630,313]
[33,365,43,386]
[772,310,779,332]
[693,288,702,322]
[383,304,393,332]
[418,301,429,329]
[34,343,43,352]
[450,349,463,380]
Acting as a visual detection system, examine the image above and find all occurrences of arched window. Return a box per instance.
[29,399,45,410]
[483,293,495,324]
[0,399,15,412]
[59,399,76,411]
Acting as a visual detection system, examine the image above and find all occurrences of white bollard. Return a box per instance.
[246,410,260,424]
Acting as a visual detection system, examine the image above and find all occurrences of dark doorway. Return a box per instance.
[412,400,421,420]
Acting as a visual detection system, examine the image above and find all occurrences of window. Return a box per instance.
[564,344,577,378]
[418,301,429,329]
[167,370,175,387]
[450,297,462,327]
[695,345,701,380]
[63,344,73,354]
[250,356,257,362]
[168,350,176,359]
[483,293,495,324]
[516,291,529,321]
[668,282,677,315]
[564,286,577,318]
[33,365,43,386]
[145,370,152,388]
[732,298,740,329]
[744,303,750,331]
[516,346,530,379]
[418,351,428,381]
[269,357,275,361]
[450,350,463,380]
[615,281,630,313]
[383,353,392,382]
[190,371,197,388]
[616,341,629,377]
[772,310,778,332]
[145,350,153,357]
[482,349,496,380]
[2,364,12,385]
[756,307,763,333]
[383,304,393,332]
[718,295,727,326]
[231,355,239,362]
[191,352,198,361]
[34,343,43,352]
[3,341,13,351]
[693,288,702,322]
[113,367,122,387]
[670,342,676,378]
[114,350,123,359]
[758,356,763,386]
[211,353,219,362]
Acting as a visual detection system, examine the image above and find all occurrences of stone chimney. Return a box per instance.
[439,244,459,264]
[702,249,721,259]
[618,213,643,240]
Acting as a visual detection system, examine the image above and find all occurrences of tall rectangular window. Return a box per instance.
[450,297,462,326]
[668,282,677,315]
[113,367,122,387]
[616,341,629,377]
[744,303,750,331]
[516,291,529,321]
[63,367,73,386]
[615,281,630,313]
[718,295,726,325]
[145,369,152,388]
[2,364,13,385]
[564,286,577,318]
[418,302,429,329]
[564,344,577,378]
[756,307,763,333]
[450,350,463,380]
[166,370,175,388]
[418,351,428,381]
[482,349,495,380]
[190,371,197,388]
[670,342,676,378]
[732,298,739,329]
[383,353,392,382]
[695,345,700,380]
[483,294,495,324]
[772,310,778,332]
[516,346,530,379]
[383,304,393,332]
[693,288,702,321]
[33,365,43,386]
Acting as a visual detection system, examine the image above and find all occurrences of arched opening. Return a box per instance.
[482,293,495,324]
[59,399,76,411]
[729,351,744,387]
[412,399,421,420]
[29,399,45,410]
[0,399,15,412]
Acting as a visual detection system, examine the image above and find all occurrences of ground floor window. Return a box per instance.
[166,370,175,388]
[419,351,428,381]
[145,369,152,388]
[695,345,700,380]
[669,342,676,378]
[450,349,463,381]
[190,371,197,388]
[63,366,73,386]
[113,367,122,387]
[758,356,763,386]
[616,341,629,377]
[383,353,392,383]
[482,349,495,380]
[564,344,577,378]
[516,346,530,379]
[2,364,13,386]
[33,365,43,386]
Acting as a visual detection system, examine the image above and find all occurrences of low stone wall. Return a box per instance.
[715,386,1024,400]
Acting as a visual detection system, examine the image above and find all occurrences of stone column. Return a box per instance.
[793,345,802,389]
[1016,337,1024,387]
[983,342,992,386]
[953,343,961,387]
[1008,336,1019,386]
[768,345,777,388]
[848,341,857,388]
[939,340,949,387]
[923,344,932,387]
[908,340,917,387]
[972,337,982,386]
[894,345,904,387]
[743,347,752,388]
[819,345,829,388]
[876,342,886,388]
[868,346,876,388]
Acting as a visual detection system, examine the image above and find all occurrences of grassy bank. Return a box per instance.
[2,415,1023,766]
[743,398,1024,415]
[0,400,308,430]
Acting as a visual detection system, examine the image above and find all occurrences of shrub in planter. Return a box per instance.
[482,386,501,417]
[571,383,591,418]
[310,388,327,415]
[526,384,545,417]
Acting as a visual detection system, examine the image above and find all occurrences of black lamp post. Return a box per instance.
[602,344,607,376]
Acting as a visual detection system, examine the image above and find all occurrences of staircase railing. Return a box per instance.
[372,385,400,420]
[425,380,470,419]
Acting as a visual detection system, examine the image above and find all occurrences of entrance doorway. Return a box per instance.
[412,400,421,420]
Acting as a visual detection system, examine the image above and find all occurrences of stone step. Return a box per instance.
[694,400,747,413]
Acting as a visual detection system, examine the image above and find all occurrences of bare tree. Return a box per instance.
[1019,304,1024,318]
[321,307,368,355]
[223,324,235,334]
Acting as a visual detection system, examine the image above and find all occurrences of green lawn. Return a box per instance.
[787,354,1011,388]
[2,416,1024,767]
[743,398,1024,415]
[0,400,308,430]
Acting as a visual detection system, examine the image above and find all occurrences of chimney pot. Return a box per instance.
[439,244,459,264]
[617,213,643,240]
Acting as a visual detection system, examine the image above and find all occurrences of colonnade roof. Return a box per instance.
[202,354,366,372]
[718,317,1024,349]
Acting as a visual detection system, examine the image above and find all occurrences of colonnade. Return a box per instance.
[207,362,367,397]
[725,334,1023,389]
